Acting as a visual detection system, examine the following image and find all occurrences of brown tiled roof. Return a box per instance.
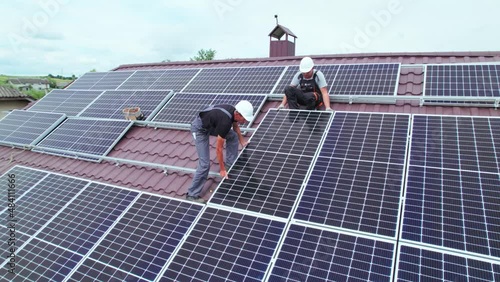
[1,51,500,200]
[0,86,31,99]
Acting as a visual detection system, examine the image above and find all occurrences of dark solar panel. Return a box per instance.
[35,118,132,161]
[28,89,104,116]
[273,65,299,94]
[66,72,107,90]
[410,115,500,174]
[397,245,500,282]
[331,63,400,95]
[152,93,266,126]
[0,238,83,281]
[116,70,166,90]
[88,194,203,280]
[160,208,285,282]
[36,182,138,255]
[149,68,201,92]
[403,165,500,258]
[182,67,240,93]
[0,166,48,213]
[78,90,172,120]
[0,110,65,147]
[425,64,500,97]
[269,225,395,281]
[90,71,134,90]
[223,66,285,94]
[68,259,149,282]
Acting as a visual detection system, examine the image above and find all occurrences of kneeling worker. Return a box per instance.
[186,100,254,203]
[278,56,333,111]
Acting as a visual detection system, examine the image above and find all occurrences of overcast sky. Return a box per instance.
[2,0,500,76]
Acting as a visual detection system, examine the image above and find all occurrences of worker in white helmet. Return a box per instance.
[278,56,333,111]
[186,100,254,203]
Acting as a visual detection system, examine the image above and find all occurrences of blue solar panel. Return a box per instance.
[331,63,400,95]
[66,72,107,90]
[68,259,149,282]
[403,165,500,258]
[0,166,48,210]
[160,208,285,281]
[223,66,285,94]
[35,118,132,161]
[269,224,395,281]
[0,110,65,147]
[272,65,299,94]
[410,115,500,174]
[425,64,500,97]
[35,182,138,255]
[78,90,172,120]
[182,67,240,93]
[148,68,200,92]
[0,238,83,281]
[397,245,500,282]
[28,89,104,116]
[90,71,134,90]
[116,70,166,90]
[88,194,202,280]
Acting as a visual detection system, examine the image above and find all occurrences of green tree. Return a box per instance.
[190,49,216,61]
[47,78,57,88]
[89,68,97,72]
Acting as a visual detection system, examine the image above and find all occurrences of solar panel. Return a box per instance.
[0,110,65,147]
[35,182,138,255]
[182,67,241,93]
[116,70,166,90]
[272,65,341,95]
[87,194,203,280]
[149,68,201,92]
[28,89,104,116]
[0,166,48,212]
[90,71,134,90]
[294,113,410,237]
[160,207,285,281]
[410,115,500,174]
[397,245,500,282]
[403,165,500,257]
[68,259,149,282]
[152,93,266,126]
[268,224,395,281]
[1,238,83,281]
[331,63,400,95]
[425,64,500,97]
[66,72,107,90]
[78,90,172,120]
[223,66,285,94]
[210,110,332,218]
[34,118,132,161]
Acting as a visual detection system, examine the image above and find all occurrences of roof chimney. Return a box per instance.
[268,15,297,57]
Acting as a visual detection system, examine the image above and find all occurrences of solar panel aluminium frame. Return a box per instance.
[33,117,134,162]
[0,165,206,282]
[263,220,398,282]
[0,110,67,148]
[290,111,411,240]
[329,62,402,97]
[206,108,335,220]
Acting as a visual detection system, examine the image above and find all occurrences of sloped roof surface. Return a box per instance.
[0,86,30,99]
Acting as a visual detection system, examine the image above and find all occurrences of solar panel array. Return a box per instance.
[34,118,132,161]
[118,69,200,92]
[0,110,65,147]
[152,93,267,125]
[27,89,104,116]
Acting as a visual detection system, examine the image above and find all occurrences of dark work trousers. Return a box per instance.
[284,86,318,110]
[187,116,238,197]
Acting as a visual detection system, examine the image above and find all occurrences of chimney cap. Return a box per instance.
[268,24,297,39]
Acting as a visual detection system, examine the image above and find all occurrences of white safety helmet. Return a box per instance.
[299,56,314,73]
[235,100,254,122]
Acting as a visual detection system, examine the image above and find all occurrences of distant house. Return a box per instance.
[9,78,49,91]
[0,86,34,118]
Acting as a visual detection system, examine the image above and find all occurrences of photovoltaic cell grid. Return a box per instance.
[397,245,500,282]
[66,72,107,90]
[89,71,134,90]
[0,166,48,210]
[2,238,83,282]
[0,110,65,146]
[160,208,285,282]
[116,70,166,90]
[68,259,149,282]
[87,194,203,281]
[268,224,395,282]
[210,110,332,218]
[410,115,500,174]
[152,93,266,125]
[35,118,132,161]
[295,112,410,237]
[78,90,171,120]
[35,182,138,255]
[27,89,104,116]
[149,68,201,92]
[425,64,500,97]
[182,67,240,93]
[222,66,285,94]
[330,63,400,95]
